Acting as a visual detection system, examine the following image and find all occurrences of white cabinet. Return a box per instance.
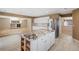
[37,32,55,51]
[44,34,50,50]
[30,39,38,51]
[38,37,45,51]
[21,31,55,51]
[49,32,55,46]
[34,17,49,23]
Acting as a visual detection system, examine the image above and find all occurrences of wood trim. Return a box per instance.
[60,14,72,17]
[72,8,79,13]
[33,13,72,19]
[35,13,60,18]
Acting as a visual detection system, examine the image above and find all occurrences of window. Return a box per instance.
[63,17,72,26]
[64,20,72,26]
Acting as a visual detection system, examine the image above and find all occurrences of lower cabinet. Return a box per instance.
[37,32,55,51]
[21,36,38,51]
[44,35,50,50]
[30,40,38,51]
[38,37,46,51]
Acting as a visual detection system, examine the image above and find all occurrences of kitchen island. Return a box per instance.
[21,30,55,51]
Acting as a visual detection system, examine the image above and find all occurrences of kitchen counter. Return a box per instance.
[0,28,31,37]
[32,30,55,38]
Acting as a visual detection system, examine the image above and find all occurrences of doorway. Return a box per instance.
[62,17,72,35]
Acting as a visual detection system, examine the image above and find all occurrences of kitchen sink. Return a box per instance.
[24,33,37,40]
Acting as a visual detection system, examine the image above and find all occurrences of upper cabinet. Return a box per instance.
[0,16,32,30]
[34,17,49,23]
[10,17,27,29]
[9,17,29,29]
[32,17,49,30]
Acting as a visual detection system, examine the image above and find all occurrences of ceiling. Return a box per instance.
[0,8,76,17]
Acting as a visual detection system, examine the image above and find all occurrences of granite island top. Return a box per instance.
[21,30,55,41]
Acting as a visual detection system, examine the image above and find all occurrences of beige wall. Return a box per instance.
[21,18,32,32]
[25,18,32,32]
[0,17,32,36]
[61,17,72,35]
[0,18,10,30]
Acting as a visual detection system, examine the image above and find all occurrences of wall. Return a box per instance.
[26,18,32,32]
[72,9,79,40]
[0,18,10,30]
[61,17,72,35]
[0,17,32,36]
[21,18,32,32]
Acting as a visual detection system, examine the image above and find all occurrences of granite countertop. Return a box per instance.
[32,30,55,37]
[0,28,55,38]
[0,28,31,37]
[21,29,55,41]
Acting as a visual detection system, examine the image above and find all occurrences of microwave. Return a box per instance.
[10,20,21,29]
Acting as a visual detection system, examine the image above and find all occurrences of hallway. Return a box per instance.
[50,34,79,51]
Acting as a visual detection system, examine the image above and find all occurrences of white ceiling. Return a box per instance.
[0,8,76,17]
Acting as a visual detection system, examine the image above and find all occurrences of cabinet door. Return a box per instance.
[50,32,55,47]
[44,35,50,50]
[38,37,45,51]
[30,39,38,51]
[45,32,55,50]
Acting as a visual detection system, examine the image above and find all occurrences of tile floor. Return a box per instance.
[49,34,79,51]
[1,34,79,51]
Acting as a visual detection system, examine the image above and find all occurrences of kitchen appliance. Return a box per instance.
[10,20,21,29]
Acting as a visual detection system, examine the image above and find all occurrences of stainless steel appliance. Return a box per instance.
[10,20,21,29]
